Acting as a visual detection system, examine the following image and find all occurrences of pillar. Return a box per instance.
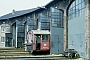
[16,20,18,48]
[64,9,68,51]
[12,25,16,47]
[85,0,90,59]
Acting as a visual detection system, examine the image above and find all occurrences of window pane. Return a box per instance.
[70,8,73,14]
[82,9,85,15]
[80,10,82,16]
[79,4,82,10]
[42,34,48,41]
[70,4,73,9]
[76,11,79,17]
[73,7,75,13]
[78,0,82,3]
[51,8,54,12]
[82,2,85,8]
[1,37,5,42]
[76,0,79,5]
[70,14,73,19]
[72,1,75,7]
[76,5,79,12]
[82,0,84,2]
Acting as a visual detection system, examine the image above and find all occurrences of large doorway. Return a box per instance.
[50,7,64,54]
[68,0,85,57]
[5,33,12,47]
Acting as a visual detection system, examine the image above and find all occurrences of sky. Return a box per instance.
[0,0,51,16]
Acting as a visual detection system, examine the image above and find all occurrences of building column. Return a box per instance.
[24,23,27,43]
[16,20,18,48]
[63,9,68,51]
[12,25,16,47]
[12,25,14,47]
[27,24,28,32]
[85,0,90,59]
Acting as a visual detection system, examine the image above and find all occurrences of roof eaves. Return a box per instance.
[9,7,41,19]
[45,0,62,8]
[0,7,44,20]
[45,0,54,8]
[10,7,45,19]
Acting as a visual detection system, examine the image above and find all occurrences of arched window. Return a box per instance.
[51,8,64,28]
[68,0,85,20]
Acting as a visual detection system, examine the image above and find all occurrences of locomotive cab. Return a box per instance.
[40,34,50,51]
[29,30,50,53]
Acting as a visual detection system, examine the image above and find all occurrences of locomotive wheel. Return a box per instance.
[75,53,80,58]
[68,53,72,58]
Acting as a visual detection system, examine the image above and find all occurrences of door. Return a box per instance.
[50,7,64,54]
[68,14,85,57]
[5,33,12,47]
[51,35,58,54]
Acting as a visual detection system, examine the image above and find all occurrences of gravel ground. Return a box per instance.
[0,57,84,60]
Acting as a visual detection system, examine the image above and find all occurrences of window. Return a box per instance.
[51,8,64,28]
[18,26,24,32]
[42,34,48,41]
[1,37,5,42]
[27,18,36,30]
[1,26,5,32]
[68,0,85,20]
[39,14,50,30]
[6,27,10,32]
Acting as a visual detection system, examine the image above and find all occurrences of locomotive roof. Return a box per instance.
[31,30,50,34]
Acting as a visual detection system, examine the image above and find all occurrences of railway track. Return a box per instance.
[0,55,83,60]
[0,48,83,60]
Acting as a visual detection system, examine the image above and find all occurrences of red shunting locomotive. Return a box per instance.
[26,30,50,53]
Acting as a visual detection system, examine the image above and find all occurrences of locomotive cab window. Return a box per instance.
[42,34,48,41]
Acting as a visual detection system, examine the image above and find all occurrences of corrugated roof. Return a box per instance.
[0,7,44,20]
[0,0,62,20]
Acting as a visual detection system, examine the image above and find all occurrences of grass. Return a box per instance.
[0,47,32,56]
[0,53,31,56]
